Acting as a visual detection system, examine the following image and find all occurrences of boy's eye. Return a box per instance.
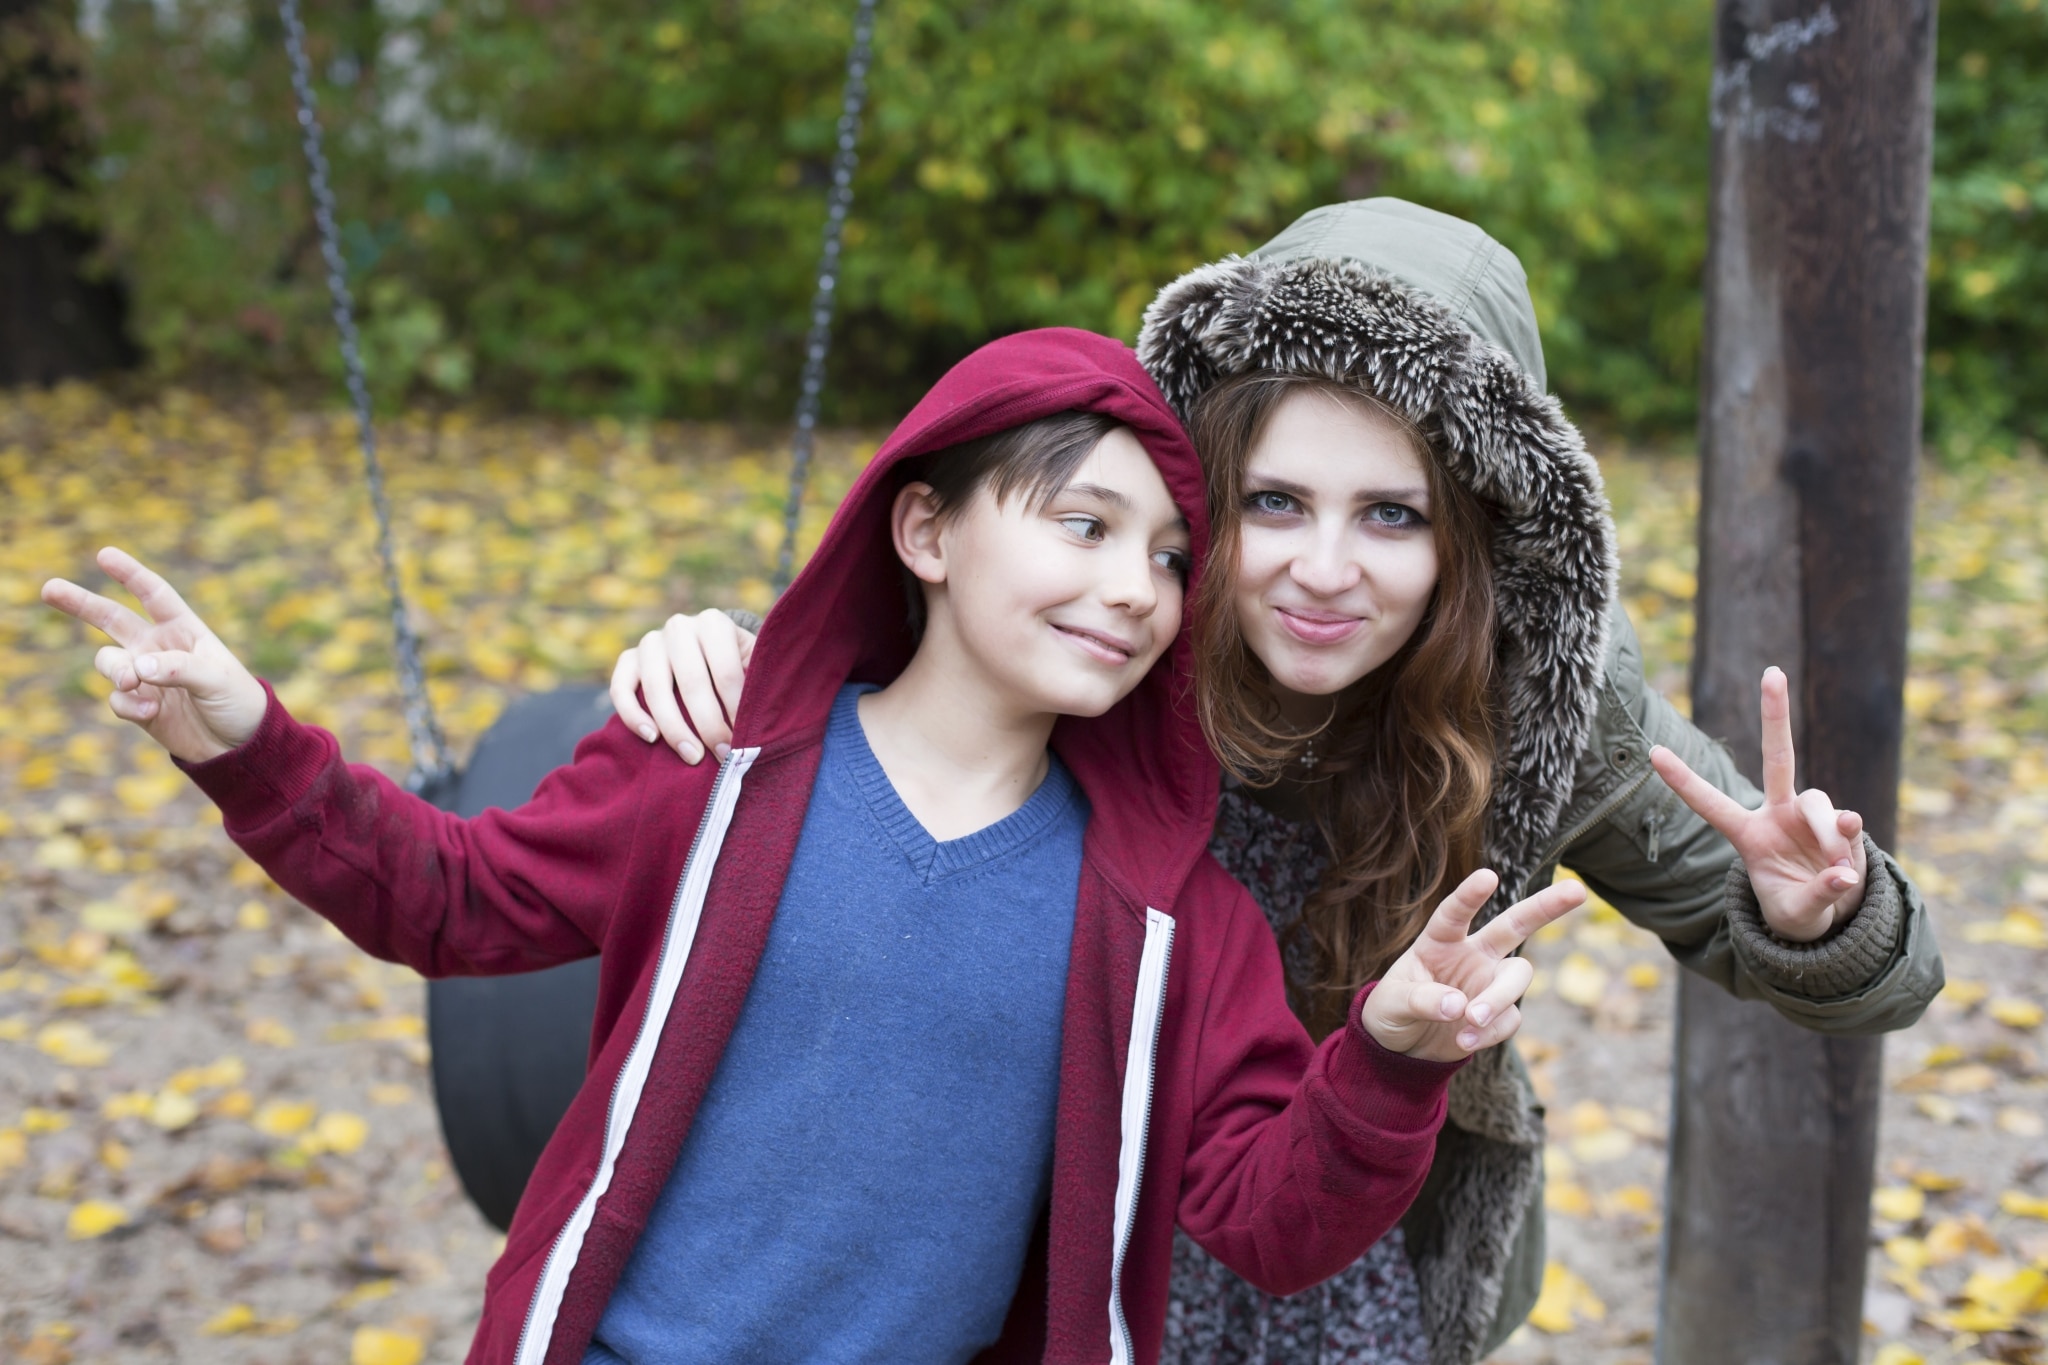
[1057,515,1106,543]
[1244,490,1298,517]
[1365,502,1426,530]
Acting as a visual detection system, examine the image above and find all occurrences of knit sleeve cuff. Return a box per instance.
[1726,834,1904,999]
[174,680,336,831]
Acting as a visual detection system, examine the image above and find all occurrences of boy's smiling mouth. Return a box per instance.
[1051,622,1138,665]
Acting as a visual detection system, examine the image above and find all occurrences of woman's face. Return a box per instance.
[1231,390,1441,716]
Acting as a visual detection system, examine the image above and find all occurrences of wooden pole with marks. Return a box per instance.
[1660,2,1935,1362]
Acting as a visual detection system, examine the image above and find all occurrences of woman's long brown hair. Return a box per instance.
[1189,372,1501,1039]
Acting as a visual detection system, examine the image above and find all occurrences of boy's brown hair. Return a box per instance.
[901,409,1127,635]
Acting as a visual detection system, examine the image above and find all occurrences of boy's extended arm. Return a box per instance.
[180,683,651,977]
[1171,861,1464,1298]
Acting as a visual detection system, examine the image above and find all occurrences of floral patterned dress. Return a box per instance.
[1160,785,1433,1365]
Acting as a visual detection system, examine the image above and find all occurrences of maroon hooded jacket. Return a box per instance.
[183,328,1459,1365]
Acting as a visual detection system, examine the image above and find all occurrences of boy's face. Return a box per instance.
[914,429,1192,720]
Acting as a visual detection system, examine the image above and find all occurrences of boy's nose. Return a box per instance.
[1099,545,1160,616]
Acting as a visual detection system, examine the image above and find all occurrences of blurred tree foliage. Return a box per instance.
[68,0,2047,450]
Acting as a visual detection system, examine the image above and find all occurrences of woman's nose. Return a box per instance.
[1289,530,1363,596]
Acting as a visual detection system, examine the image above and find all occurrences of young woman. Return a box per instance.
[605,199,1943,1365]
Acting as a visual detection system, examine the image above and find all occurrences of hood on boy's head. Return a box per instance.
[1135,197,1619,912]
[733,328,1220,903]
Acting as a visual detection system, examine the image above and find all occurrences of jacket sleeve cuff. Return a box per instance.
[174,680,336,830]
[1726,834,1904,999]
[1322,982,1468,1132]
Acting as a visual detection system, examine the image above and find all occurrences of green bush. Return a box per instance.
[71,0,2047,452]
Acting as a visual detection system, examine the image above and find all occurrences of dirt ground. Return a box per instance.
[2,388,2043,1363]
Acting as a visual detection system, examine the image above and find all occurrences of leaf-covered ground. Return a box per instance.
[0,386,2043,1364]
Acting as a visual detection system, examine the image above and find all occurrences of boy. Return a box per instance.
[43,329,1580,1364]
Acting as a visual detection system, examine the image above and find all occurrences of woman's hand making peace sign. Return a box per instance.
[1651,666,1869,944]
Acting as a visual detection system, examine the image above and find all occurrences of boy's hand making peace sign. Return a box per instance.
[41,547,267,764]
[1650,666,1868,943]
[1361,871,1585,1062]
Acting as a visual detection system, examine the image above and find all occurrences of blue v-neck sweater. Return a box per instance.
[585,685,1087,1364]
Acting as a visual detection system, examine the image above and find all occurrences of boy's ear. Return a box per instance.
[891,481,948,587]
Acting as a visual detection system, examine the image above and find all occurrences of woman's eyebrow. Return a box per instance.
[1353,485,1430,506]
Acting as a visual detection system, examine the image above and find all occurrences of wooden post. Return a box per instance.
[1659,3,1935,1363]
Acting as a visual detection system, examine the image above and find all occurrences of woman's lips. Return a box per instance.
[1274,606,1364,645]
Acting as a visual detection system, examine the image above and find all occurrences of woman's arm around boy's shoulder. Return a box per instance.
[42,547,669,979]
[1164,855,1581,1298]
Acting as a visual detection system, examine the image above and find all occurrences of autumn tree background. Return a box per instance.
[5,0,2044,456]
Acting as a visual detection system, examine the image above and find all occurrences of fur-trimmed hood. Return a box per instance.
[1136,197,1619,913]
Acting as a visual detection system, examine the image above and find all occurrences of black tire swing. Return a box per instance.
[277,0,880,1231]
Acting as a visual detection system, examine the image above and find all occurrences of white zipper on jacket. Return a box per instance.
[1107,907,1175,1365]
[512,746,759,1365]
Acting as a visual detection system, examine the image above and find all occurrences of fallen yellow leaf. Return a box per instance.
[351,1325,425,1365]
[1554,953,1609,1009]
[313,1111,370,1156]
[252,1099,317,1137]
[368,1083,414,1106]
[208,1089,255,1120]
[1601,1184,1658,1218]
[1546,1181,1594,1216]
[335,1279,399,1311]
[1872,1186,1926,1223]
[1999,1190,2048,1220]
[147,1089,200,1132]
[35,1021,111,1067]
[1570,1129,1635,1164]
[1962,909,2048,949]
[1938,978,1990,1008]
[1527,1260,1606,1334]
[112,770,183,814]
[66,1200,128,1239]
[1906,1168,1966,1192]
[1996,1106,2045,1137]
[245,1017,297,1048]
[1924,1214,2000,1261]
[236,900,271,931]
[0,1128,26,1175]
[22,1108,70,1134]
[1624,961,1661,990]
[201,1304,257,1336]
[1915,1094,1961,1124]
[100,1091,153,1121]
[99,1138,130,1173]
[1987,997,2044,1029]
[1869,1344,1924,1365]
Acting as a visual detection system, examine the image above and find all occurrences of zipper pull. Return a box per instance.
[1643,808,1663,863]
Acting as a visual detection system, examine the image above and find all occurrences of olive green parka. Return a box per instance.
[1136,198,1943,1365]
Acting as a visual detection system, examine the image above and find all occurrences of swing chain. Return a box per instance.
[774,0,880,591]
[278,0,453,792]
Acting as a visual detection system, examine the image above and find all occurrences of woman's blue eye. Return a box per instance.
[1245,490,1297,516]
[1367,502,1425,529]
